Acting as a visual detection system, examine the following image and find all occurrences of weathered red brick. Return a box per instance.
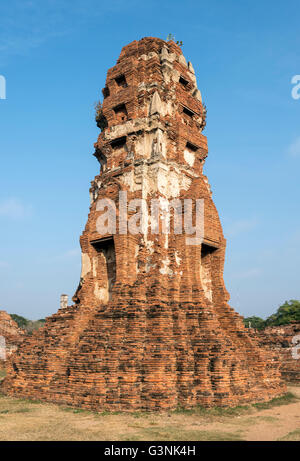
[0,311,25,370]
[2,37,285,410]
[249,323,300,383]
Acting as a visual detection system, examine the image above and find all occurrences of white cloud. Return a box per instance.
[288,137,300,158]
[225,218,258,237]
[0,197,33,219]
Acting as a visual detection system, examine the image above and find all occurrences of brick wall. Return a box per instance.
[2,37,285,411]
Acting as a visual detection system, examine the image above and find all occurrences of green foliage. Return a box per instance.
[11,314,29,329]
[11,314,45,334]
[243,300,300,330]
[25,319,46,334]
[166,34,183,46]
[265,300,300,327]
[243,316,265,330]
[94,100,107,130]
[166,33,175,41]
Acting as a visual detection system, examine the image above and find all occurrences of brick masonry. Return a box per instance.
[249,323,300,383]
[0,311,25,370]
[2,37,285,410]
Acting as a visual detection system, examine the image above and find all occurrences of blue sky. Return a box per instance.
[0,0,299,320]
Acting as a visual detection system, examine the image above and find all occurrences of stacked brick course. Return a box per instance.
[249,324,300,383]
[2,37,285,410]
[0,311,25,370]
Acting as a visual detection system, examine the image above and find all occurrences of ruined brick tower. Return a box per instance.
[2,37,285,410]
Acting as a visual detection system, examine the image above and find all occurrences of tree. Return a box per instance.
[265,300,300,326]
[11,314,45,334]
[11,314,29,329]
[243,316,265,330]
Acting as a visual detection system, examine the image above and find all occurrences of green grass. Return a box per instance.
[173,404,251,417]
[252,392,298,410]
[58,392,298,419]
[125,426,243,441]
[279,429,300,441]
[174,392,298,417]
[61,406,148,418]
[62,407,91,414]
[0,390,299,441]
[13,408,32,414]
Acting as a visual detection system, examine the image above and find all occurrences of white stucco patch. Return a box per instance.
[159,257,173,276]
[175,251,182,266]
[145,240,154,254]
[184,149,195,167]
[81,253,91,278]
[178,54,187,66]
[200,263,213,302]
[120,160,192,199]
[92,257,98,277]
[94,281,109,303]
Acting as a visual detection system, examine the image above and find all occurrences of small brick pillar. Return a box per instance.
[60,294,68,310]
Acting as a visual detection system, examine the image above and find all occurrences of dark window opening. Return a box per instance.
[12,362,19,373]
[201,244,218,302]
[115,74,128,88]
[201,243,217,258]
[179,76,189,87]
[66,367,71,378]
[110,136,126,149]
[113,103,128,122]
[102,86,110,98]
[91,238,116,303]
[94,148,107,171]
[186,141,198,152]
[182,106,194,118]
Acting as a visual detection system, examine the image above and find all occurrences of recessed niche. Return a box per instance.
[110,136,127,149]
[115,74,128,88]
[182,106,194,118]
[113,103,128,122]
[200,244,218,302]
[179,76,189,87]
[186,141,198,152]
[91,238,116,303]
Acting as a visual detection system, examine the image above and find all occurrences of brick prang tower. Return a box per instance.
[2,37,285,410]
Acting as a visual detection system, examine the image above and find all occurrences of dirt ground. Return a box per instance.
[0,386,300,441]
[0,385,299,441]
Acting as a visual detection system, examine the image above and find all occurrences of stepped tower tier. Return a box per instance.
[2,37,285,411]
